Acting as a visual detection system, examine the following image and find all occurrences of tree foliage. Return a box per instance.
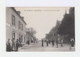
[58,7,75,39]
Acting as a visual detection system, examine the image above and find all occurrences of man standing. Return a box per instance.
[12,38,16,51]
[52,40,54,46]
[16,39,19,51]
[42,39,44,47]
[61,39,63,47]
[6,39,12,51]
[69,38,75,50]
[56,39,58,48]
[46,39,49,46]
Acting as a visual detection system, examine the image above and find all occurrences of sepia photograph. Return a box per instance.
[6,7,75,52]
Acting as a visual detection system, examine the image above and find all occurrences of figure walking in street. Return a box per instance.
[42,39,44,47]
[52,40,54,47]
[46,39,49,46]
[27,40,30,45]
[16,39,19,51]
[71,38,74,47]
[69,38,75,50]
[61,39,63,47]
[56,40,58,48]
[12,38,16,51]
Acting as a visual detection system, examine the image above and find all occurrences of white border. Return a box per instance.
[0,0,80,57]
[6,0,78,7]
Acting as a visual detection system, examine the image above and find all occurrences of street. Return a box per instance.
[18,41,75,52]
[6,7,75,52]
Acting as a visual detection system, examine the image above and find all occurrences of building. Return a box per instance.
[6,7,27,50]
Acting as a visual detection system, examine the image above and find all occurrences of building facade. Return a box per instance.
[6,7,27,50]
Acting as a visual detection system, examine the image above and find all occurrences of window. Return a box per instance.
[12,32,15,40]
[12,15,15,26]
[18,21,23,30]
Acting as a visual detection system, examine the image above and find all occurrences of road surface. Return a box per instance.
[18,41,75,52]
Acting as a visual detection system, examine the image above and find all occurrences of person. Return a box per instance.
[61,40,63,47]
[56,40,58,48]
[42,39,44,47]
[70,38,75,47]
[69,38,75,50]
[6,39,12,51]
[46,39,49,46]
[52,40,54,46]
[27,40,30,45]
[12,38,16,51]
[16,39,19,51]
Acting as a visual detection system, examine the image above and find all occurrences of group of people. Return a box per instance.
[41,38,75,48]
[41,39,54,47]
[6,39,20,52]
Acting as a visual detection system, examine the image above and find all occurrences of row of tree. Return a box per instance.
[58,7,75,42]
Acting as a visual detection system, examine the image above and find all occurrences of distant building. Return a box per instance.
[6,7,27,49]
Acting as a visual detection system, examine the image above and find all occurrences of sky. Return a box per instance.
[15,7,70,40]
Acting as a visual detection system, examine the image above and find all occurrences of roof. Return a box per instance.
[11,7,27,25]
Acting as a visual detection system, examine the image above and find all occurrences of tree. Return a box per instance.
[58,7,75,42]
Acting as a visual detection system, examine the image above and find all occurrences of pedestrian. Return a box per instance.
[61,40,63,47]
[69,38,75,50]
[70,38,75,47]
[46,39,48,46]
[27,40,30,45]
[56,40,58,48]
[52,40,54,46]
[16,39,19,51]
[42,39,44,47]
[6,39,12,52]
[12,38,16,51]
